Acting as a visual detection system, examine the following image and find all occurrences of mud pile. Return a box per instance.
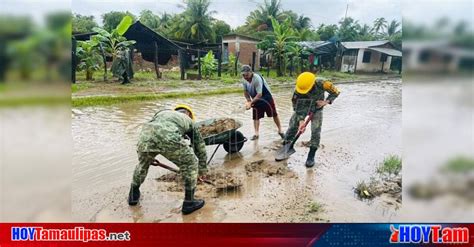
[409,175,474,201]
[205,170,242,190]
[199,118,238,137]
[155,169,242,193]
[355,176,402,203]
[245,159,296,177]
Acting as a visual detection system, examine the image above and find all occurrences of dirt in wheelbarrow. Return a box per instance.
[156,169,243,196]
[198,118,238,137]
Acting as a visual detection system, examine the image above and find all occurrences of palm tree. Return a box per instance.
[372,17,387,35]
[295,15,312,31]
[173,0,216,42]
[358,24,373,40]
[139,10,160,31]
[386,20,401,37]
[245,0,283,31]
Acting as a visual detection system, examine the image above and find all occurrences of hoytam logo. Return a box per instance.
[390,224,469,244]
[11,227,131,242]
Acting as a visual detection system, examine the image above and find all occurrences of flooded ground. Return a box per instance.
[72,79,402,222]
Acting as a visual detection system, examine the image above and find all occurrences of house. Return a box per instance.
[222,34,261,70]
[297,41,340,69]
[403,40,474,73]
[340,40,401,73]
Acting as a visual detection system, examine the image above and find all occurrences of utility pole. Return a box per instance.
[344,3,349,20]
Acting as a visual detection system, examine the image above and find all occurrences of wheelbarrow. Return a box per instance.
[196,118,248,165]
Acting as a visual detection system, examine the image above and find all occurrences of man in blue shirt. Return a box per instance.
[241,65,284,140]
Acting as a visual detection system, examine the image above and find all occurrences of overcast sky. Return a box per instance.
[70,0,403,28]
[1,0,472,30]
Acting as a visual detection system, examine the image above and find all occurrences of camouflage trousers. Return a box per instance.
[131,145,199,190]
[284,110,323,149]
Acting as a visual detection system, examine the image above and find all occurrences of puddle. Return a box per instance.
[72,80,402,222]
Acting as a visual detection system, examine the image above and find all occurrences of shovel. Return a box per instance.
[151,159,214,185]
[275,112,313,161]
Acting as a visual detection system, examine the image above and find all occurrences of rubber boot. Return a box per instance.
[182,188,205,215]
[128,184,140,206]
[305,147,317,168]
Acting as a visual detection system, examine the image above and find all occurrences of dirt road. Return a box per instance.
[72,79,402,222]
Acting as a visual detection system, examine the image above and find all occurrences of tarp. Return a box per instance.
[369,47,402,57]
[123,21,182,65]
[298,41,338,56]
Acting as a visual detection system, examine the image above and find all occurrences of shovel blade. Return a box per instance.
[274,143,296,161]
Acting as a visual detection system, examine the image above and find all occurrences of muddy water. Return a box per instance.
[72,79,401,222]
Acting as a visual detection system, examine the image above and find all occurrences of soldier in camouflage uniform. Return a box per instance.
[112,47,133,84]
[128,104,208,215]
[283,72,340,167]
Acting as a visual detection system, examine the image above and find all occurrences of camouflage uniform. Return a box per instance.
[131,110,207,190]
[284,78,340,148]
[112,48,134,83]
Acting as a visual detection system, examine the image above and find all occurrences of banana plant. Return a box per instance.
[269,17,296,76]
[200,50,217,79]
[90,16,135,80]
[286,43,309,74]
[91,27,136,60]
[76,40,102,80]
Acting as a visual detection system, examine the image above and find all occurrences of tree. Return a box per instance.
[173,0,216,42]
[286,43,309,74]
[372,17,387,36]
[337,17,359,41]
[317,24,338,41]
[76,40,102,80]
[212,19,231,43]
[295,28,319,41]
[265,17,297,76]
[46,12,71,31]
[92,26,136,61]
[158,13,180,38]
[102,11,136,32]
[357,24,374,41]
[245,0,283,31]
[139,10,160,31]
[386,20,401,37]
[200,50,217,79]
[294,15,312,31]
[72,14,98,33]
[91,16,136,80]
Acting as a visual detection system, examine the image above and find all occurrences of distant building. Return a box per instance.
[340,40,401,73]
[403,40,474,73]
[222,34,261,70]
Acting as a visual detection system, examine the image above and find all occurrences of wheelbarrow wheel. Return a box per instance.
[223,131,246,153]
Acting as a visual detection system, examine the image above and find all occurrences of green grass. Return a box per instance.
[71,82,93,93]
[442,156,474,173]
[307,201,324,213]
[0,96,70,107]
[377,155,402,175]
[72,87,242,107]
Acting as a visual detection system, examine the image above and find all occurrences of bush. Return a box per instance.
[201,51,217,79]
[227,52,240,76]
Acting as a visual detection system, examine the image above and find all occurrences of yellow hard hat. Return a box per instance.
[295,72,316,94]
[174,104,195,120]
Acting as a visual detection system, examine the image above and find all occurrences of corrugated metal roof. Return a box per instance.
[297,41,328,49]
[341,40,389,49]
[369,47,402,57]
